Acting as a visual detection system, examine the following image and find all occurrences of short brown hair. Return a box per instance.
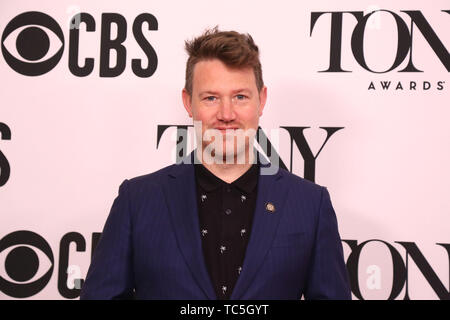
[184,26,264,96]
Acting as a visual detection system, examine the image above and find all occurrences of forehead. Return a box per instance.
[192,59,257,93]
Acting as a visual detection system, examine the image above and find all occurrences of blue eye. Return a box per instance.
[236,94,246,100]
[205,96,216,101]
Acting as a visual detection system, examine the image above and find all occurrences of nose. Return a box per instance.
[217,97,236,122]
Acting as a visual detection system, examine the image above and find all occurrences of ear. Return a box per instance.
[182,88,193,118]
[258,86,267,117]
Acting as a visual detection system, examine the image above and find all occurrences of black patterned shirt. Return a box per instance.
[194,159,259,299]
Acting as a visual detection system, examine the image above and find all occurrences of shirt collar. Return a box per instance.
[194,151,260,194]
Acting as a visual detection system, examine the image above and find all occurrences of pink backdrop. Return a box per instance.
[1,0,449,299]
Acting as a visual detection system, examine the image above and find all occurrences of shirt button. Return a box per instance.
[226,186,231,192]
[225,208,232,215]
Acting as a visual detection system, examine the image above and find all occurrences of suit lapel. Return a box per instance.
[162,149,289,300]
[230,160,289,299]
[162,151,216,300]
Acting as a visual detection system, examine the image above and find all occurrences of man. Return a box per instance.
[80,27,351,300]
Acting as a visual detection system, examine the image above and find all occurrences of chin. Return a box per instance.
[199,138,250,164]
[221,142,249,163]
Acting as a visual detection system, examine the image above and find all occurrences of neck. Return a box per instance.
[195,148,256,184]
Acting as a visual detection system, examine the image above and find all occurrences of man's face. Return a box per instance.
[182,58,267,163]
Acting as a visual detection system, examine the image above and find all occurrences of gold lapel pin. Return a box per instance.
[265,202,276,213]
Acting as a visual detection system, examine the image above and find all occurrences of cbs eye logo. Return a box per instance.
[1,11,64,76]
[0,231,54,298]
[1,11,158,77]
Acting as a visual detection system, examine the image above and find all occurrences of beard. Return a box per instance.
[199,128,256,165]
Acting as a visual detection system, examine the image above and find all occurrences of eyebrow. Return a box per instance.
[198,88,252,96]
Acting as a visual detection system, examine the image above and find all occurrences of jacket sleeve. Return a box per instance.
[80,179,135,299]
[303,187,351,300]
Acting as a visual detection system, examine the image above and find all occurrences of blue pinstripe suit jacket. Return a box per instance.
[80,150,351,300]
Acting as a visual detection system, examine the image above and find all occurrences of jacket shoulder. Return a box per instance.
[129,163,176,183]
[118,162,182,196]
[277,167,325,194]
[274,167,330,214]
